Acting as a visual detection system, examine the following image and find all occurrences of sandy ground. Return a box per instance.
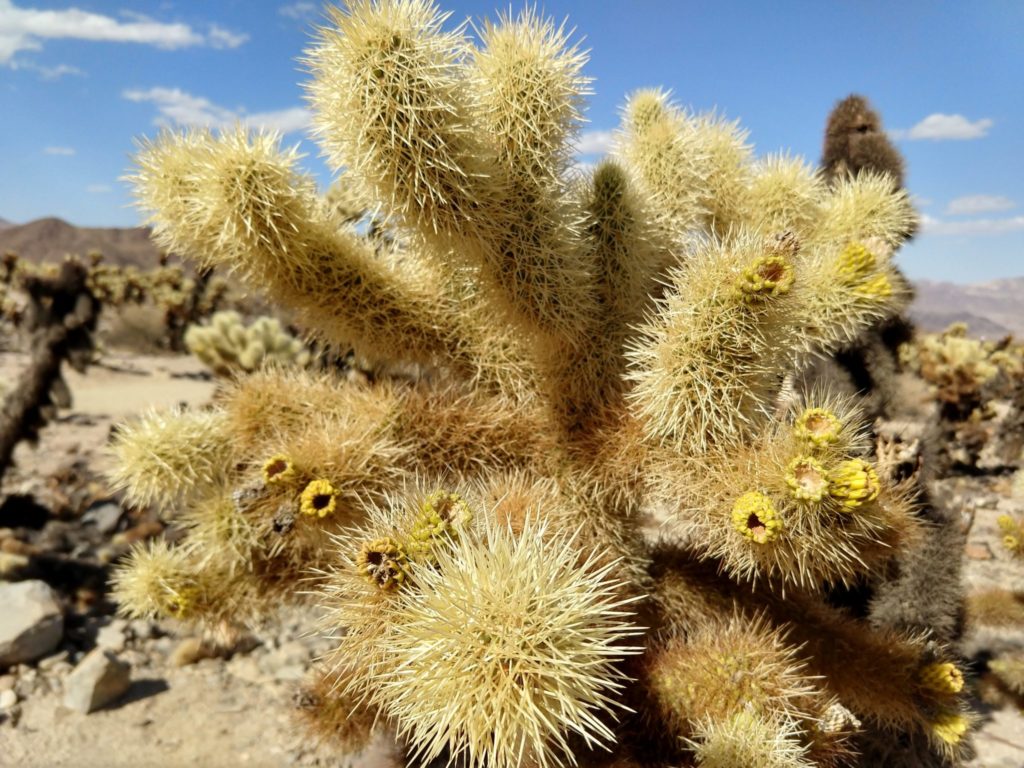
[1,350,1024,766]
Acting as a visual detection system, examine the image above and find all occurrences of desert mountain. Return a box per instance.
[911,278,1024,338]
[1,216,1020,337]
[0,217,163,268]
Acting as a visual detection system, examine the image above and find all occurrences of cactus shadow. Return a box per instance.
[107,678,170,710]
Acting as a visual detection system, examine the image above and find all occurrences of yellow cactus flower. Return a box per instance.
[836,241,876,282]
[794,407,842,447]
[300,478,338,518]
[785,455,830,502]
[356,536,408,590]
[407,490,473,561]
[919,662,965,696]
[262,454,296,485]
[854,273,893,299]
[732,491,782,544]
[829,459,880,510]
[737,255,794,303]
[931,711,969,745]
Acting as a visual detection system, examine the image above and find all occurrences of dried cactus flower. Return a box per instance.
[356,536,409,590]
[300,478,339,518]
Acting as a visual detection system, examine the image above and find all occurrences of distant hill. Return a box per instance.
[0,217,13,230]
[0,216,164,268]
[911,277,1024,338]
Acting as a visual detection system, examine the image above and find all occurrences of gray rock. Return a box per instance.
[83,502,123,534]
[96,622,127,652]
[62,649,131,714]
[0,689,16,710]
[0,580,64,668]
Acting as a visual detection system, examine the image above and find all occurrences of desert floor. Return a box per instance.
[1,350,1023,767]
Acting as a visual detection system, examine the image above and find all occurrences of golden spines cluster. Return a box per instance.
[653,395,918,589]
[129,127,474,370]
[315,493,642,768]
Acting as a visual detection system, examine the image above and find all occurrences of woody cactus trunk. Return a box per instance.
[108,3,969,766]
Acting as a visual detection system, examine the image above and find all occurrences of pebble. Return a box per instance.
[38,650,70,671]
[0,689,17,710]
[82,501,123,534]
[0,675,13,692]
[0,580,64,668]
[966,542,994,561]
[62,649,131,714]
[129,620,155,641]
[96,622,127,653]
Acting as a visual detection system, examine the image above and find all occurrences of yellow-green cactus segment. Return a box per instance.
[262,454,296,485]
[731,491,782,545]
[736,254,794,302]
[406,490,473,562]
[836,241,877,282]
[356,536,409,590]
[785,455,830,502]
[931,711,969,745]
[919,662,965,696]
[828,458,880,511]
[300,478,338,518]
[794,407,842,447]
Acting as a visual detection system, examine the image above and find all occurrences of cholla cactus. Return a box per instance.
[109,3,970,766]
[184,310,312,375]
[901,322,1023,415]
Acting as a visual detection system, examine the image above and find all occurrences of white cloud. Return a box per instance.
[920,213,1024,237]
[43,145,74,155]
[0,1,247,65]
[207,24,248,49]
[8,57,84,78]
[892,113,993,141]
[945,195,1015,216]
[124,86,311,134]
[575,130,615,156]
[86,183,111,194]
[279,2,317,20]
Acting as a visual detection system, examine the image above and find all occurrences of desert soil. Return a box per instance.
[0,351,1023,766]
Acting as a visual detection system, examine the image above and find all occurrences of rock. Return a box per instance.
[0,675,13,691]
[0,689,16,710]
[82,502,123,534]
[62,649,131,714]
[129,619,155,641]
[38,650,69,671]
[966,542,994,561]
[0,580,64,668]
[96,622,127,652]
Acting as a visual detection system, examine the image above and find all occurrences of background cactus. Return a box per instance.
[184,310,312,376]
[105,3,973,766]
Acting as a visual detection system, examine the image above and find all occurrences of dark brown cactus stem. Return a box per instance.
[0,259,99,484]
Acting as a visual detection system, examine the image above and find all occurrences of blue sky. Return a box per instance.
[1,1,1021,284]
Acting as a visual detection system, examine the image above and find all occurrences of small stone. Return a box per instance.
[965,542,993,561]
[129,620,154,641]
[38,650,70,671]
[0,675,14,691]
[62,649,131,714]
[96,623,126,652]
[82,502,123,535]
[0,580,64,668]
[0,689,16,710]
